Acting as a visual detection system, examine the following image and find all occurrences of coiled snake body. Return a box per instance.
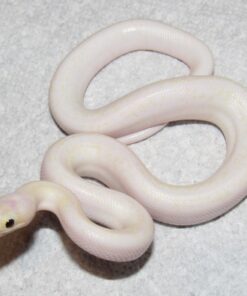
[0,20,246,262]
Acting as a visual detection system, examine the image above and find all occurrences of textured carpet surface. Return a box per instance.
[0,1,247,295]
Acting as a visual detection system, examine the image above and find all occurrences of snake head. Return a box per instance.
[0,193,35,237]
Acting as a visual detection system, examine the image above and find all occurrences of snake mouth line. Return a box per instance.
[0,222,27,237]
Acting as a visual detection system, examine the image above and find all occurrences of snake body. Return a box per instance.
[49,19,214,143]
[0,20,246,262]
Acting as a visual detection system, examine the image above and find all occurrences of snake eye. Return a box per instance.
[5,219,15,228]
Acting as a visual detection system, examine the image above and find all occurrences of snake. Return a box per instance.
[0,20,246,262]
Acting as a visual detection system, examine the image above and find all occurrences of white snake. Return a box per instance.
[0,20,247,262]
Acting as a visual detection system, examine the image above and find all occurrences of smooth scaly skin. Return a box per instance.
[15,181,154,261]
[1,20,246,262]
[44,77,247,225]
[49,19,214,143]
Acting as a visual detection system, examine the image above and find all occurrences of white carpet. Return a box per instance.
[0,1,246,295]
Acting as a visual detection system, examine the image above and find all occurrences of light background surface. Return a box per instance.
[0,1,246,295]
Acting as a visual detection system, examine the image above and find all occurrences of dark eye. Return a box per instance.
[5,219,15,228]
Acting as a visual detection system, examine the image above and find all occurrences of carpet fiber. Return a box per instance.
[0,1,246,295]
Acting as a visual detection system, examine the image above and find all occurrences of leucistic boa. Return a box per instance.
[0,20,246,262]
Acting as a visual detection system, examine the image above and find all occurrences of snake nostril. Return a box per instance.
[5,219,15,228]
